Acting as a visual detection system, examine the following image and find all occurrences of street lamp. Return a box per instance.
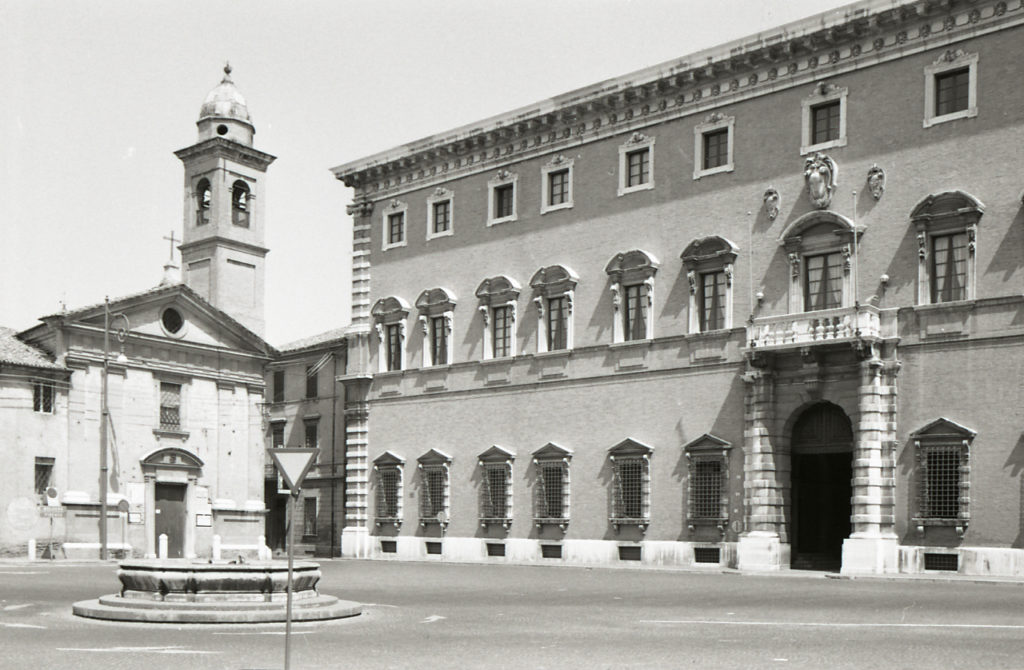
[100,297,129,560]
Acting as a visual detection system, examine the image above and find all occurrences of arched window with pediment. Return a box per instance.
[371,296,410,372]
[779,211,863,314]
[681,236,739,333]
[476,276,520,360]
[910,190,984,305]
[530,264,578,353]
[416,288,456,367]
[605,250,659,342]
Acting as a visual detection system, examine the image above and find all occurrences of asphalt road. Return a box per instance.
[2,559,1024,669]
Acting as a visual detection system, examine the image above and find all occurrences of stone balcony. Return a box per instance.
[746,304,895,352]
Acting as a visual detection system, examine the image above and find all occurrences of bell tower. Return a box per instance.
[174,64,276,336]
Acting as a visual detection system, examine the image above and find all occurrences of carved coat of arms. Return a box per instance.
[804,153,837,209]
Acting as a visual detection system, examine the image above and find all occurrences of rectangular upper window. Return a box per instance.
[931,232,968,303]
[271,423,285,449]
[804,252,843,312]
[540,157,574,214]
[272,370,285,403]
[382,201,408,250]
[305,366,318,399]
[388,213,405,245]
[693,115,734,179]
[618,134,655,196]
[924,51,978,128]
[699,271,726,332]
[159,382,182,431]
[811,101,841,145]
[548,170,568,206]
[432,201,450,234]
[495,184,514,219]
[33,381,54,413]
[627,149,649,187]
[426,188,454,240]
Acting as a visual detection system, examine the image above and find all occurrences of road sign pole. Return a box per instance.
[284,487,299,670]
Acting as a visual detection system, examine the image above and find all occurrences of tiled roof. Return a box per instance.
[0,327,64,370]
[277,326,350,353]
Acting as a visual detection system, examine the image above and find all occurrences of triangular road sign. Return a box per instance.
[268,448,320,492]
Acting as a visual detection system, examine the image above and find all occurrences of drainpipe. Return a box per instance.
[330,350,337,557]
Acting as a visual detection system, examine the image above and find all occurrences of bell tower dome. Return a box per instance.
[174,64,276,336]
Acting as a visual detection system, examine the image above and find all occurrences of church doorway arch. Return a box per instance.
[790,402,852,570]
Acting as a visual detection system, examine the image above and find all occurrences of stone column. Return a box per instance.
[737,360,787,570]
[144,473,156,558]
[842,352,900,574]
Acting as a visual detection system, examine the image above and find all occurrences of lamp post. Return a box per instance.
[100,297,129,561]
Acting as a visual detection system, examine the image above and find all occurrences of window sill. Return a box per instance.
[153,429,190,440]
[486,214,518,227]
[693,164,734,180]
[800,137,847,156]
[610,518,649,532]
[426,229,453,241]
[382,240,408,251]
[533,518,569,531]
[375,518,402,529]
[617,182,654,197]
[541,202,573,215]
[923,107,977,129]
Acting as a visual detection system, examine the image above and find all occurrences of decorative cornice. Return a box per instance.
[174,137,277,170]
[331,0,1022,200]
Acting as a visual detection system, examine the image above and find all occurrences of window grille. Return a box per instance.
[924,552,959,571]
[618,545,642,561]
[381,540,397,553]
[610,452,650,532]
[426,541,443,555]
[33,381,54,413]
[486,542,506,557]
[374,457,404,528]
[419,463,449,527]
[534,459,570,528]
[303,497,317,537]
[541,544,562,559]
[694,546,721,564]
[159,382,182,431]
[684,434,732,535]
[912,419,972,536]
[479,461,512,528]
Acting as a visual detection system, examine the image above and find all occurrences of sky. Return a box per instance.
[1,0,855,347]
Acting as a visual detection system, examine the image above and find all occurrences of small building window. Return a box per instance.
[923,50,978,128]
[426,187,454,241]
[487,171,518,226]
[305,366,318,399]
[34,457,55,502]
[381,200,408,251]
[911,418,974,537]
[693,114,735,179]
[476,276,520,360]
[303,497,317,537]
[700,271,726,331]
[532,443,572,529]
[33,381,55,413]
[159,382,182,431]
[804,252,844,311]
[231,180,250,227]
[196,178,211,226]
[618,132,655,196]
[606,250,659,343]
[416,288,456,368]
[373,452,405,527]
[272,369,285,403]
[372,296,410,373]
[433,201,451,233]
[608,439,653,533]
[910,190,983,305]
[479,446,515,529]
[683,434,732,534]
[531,265,578,353]
[540,155,574,214]
[800,83,848,154]
[304,421,318,449]
[417,449,452,528]
[271,422,285,449]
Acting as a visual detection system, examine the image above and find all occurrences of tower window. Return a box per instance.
[216,124,229,136]
[232,181,250,227]
[196,179,211,226]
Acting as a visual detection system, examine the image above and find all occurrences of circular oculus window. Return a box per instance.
[161,307,185,336]
[216,124,229,135]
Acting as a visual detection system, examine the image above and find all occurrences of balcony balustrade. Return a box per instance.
[747,304,889,351]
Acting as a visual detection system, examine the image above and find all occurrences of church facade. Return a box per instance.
[331,0,1024,575]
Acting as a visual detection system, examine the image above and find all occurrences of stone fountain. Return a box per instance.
[73,558,361,623]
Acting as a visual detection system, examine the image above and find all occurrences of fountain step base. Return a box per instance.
[73,594,362,623]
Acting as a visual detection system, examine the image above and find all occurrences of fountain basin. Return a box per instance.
[73,559,361,623]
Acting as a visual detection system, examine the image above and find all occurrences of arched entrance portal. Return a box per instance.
[790,402,852,570]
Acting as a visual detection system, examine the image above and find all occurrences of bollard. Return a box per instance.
[27,539,36,561]
[158,533,168,559]
[212,534,222,561]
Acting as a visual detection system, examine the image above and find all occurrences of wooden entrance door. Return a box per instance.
[154,483,186,558]
[790,403,853,570]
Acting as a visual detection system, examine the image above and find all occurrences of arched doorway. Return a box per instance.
[790,402,852,570]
